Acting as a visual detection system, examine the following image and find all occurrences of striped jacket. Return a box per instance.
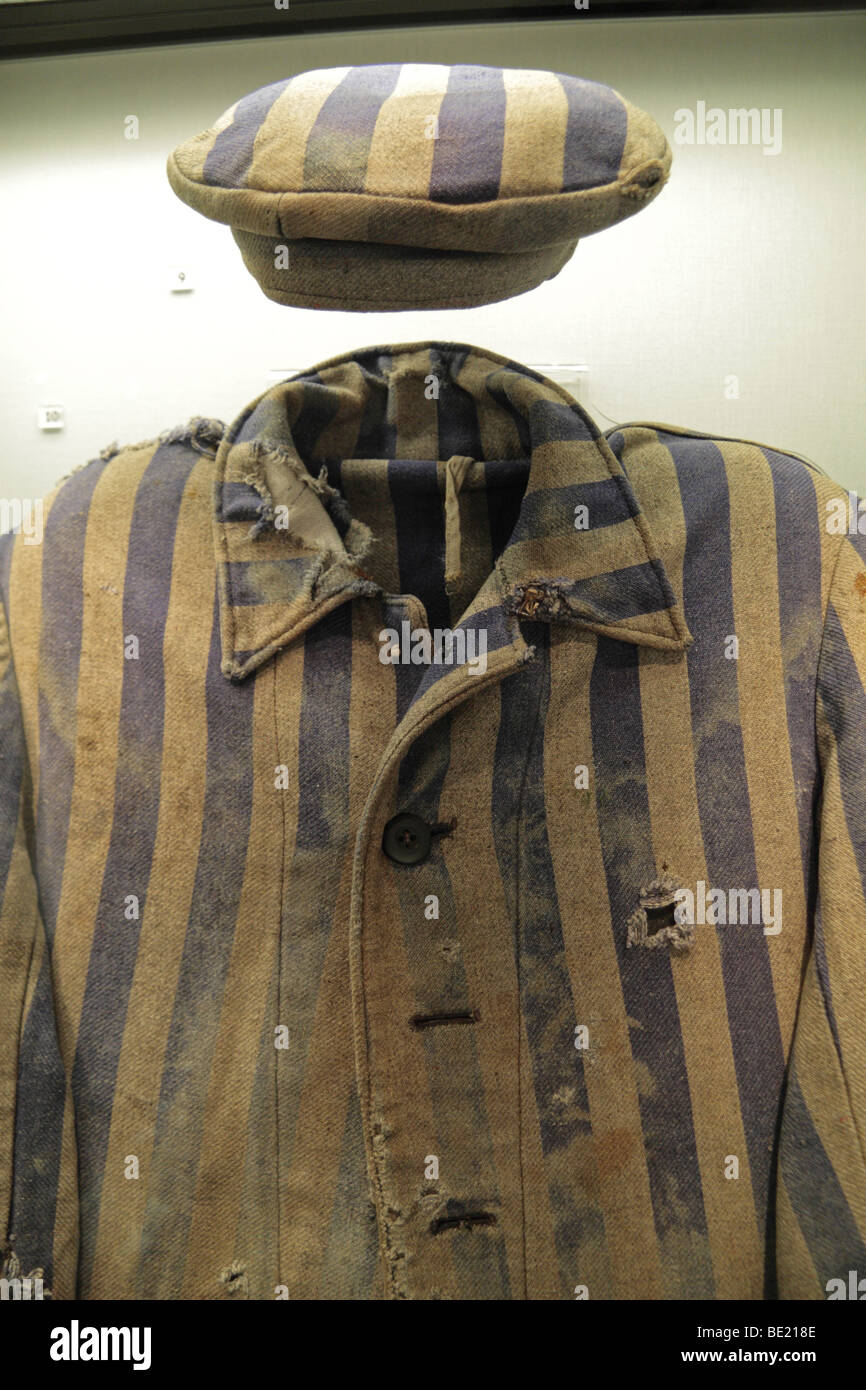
[1,341,864,1300]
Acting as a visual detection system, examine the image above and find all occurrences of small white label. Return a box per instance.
[37,405,65,431]
[170,268,194,292]
[534,366,588,390]
[266,368,302,385]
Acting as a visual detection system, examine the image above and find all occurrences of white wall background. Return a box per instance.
[1,9,864,503]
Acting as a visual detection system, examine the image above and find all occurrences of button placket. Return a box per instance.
[350,632,530,1298]
[357,784,510,1295]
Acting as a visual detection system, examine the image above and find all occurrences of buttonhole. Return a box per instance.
[430,817,457,839]
[430,1212,497,1235]
[410,1009,480,1030]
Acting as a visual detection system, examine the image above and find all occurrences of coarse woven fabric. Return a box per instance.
[166,64,671,310]
[1,342,864,1301]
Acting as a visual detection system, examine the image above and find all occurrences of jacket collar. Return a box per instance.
[212,342,691,681]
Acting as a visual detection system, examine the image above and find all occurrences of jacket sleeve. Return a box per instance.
[0,586,78,1299]
[777,526,866,1298]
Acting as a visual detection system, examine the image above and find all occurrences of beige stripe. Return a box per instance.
[175,130,219,185]
[21,900,44,1024]
[640,645,762,1295]
[221,524,304,559]
[816,484,844,612]
[55,1090,79,1298]
[492,367,569,434]
[230,598,309,651]
[365,64,451,198]
[525,438,613,492]
[6,499,48,800]
[355,830,459,1298]
[0,814,38,1235]
[724,444,810,1048]
[810,710,866,1144]
[179,659,284,1298]
[634,435,761,1297]
[439,690,531,1298]
[279,606,393,1296]
[87,458,215,1296]
[264,629,306,1293]
[49,448,155,1068]
[278,879,356,1298]
[616,91,666,179]
[500,69,568,198]
[832,536,866,691]
[247,67,352,193]
[514,1015,566,1299]
[546,630,664,1299]
[455,353,525,462]
[339,460,400,595]
[351,640,460,1295]
[0,818,78,1296]
[446,467,494,627]
[394,347,437,459]
[307,360,367,462]
[176,97,239,185]
[506,514,650,583]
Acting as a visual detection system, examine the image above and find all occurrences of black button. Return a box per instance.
[382,812,431,865]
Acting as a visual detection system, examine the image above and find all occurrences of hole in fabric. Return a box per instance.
[430,1212,497,1235]
[626,874,694,953]
[644,902,678,935]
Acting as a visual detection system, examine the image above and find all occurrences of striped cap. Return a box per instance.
[166,63,672,312]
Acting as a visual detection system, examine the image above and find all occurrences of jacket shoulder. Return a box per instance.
[0,415,226,612]
[48,414,226,496]
[606,419,852,512]
[608,419,822,475]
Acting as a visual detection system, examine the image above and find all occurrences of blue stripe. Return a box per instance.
[218,481,270,525]
[11,460,109,1283]
[767,449,822,899]
[510,479,644,546]
[389,458,450,636]
[392,711,512,1297]
[666,430,787,1252]
[403,603,513,713]
[203,79,292,190]
[9,959,69,1286]
[226,557,313,606]
[274,605,353,1226]
[527,561,676,627]
[136,586,255,1296]
[303,66,401,193]
[484,459,531,561]
[429,66,506,204]
[780,1064,866,1288]
[74,441,200,1293]
[558,74,628,191]
[591,633,714,1297]
[295,604,353,853]
[0,537,25,914]
[492,622,602,1295]
[433,346,484,461]
[0,537,70,1286]
[36,461,110,941]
